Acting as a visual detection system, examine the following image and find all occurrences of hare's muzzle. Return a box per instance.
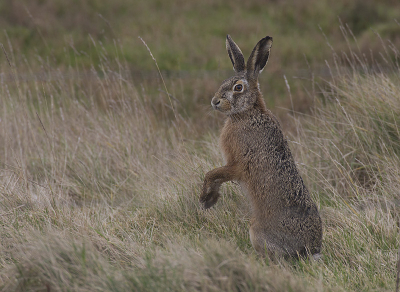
[211,97,221,110]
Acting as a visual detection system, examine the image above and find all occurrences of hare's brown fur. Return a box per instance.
[200,35,322,258]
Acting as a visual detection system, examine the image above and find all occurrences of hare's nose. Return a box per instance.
[211,97,221,107]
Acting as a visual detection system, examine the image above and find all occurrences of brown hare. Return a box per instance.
[200,35,322,259]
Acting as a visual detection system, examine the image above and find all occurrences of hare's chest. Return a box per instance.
[219,133,236,165]
[219,125,249,165]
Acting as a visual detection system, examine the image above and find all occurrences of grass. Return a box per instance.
[2,0,400,116]
[0,30,399,291]
[3,0,400,69]
[0,1,400,291]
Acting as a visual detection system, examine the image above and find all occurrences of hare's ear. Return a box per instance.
[246,36,273,80]
[226,35,245,73]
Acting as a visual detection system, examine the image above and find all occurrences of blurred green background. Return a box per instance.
[1,0,400,123]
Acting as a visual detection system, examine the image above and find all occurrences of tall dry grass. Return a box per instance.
[291,39,400,290]
[0,35,399,291]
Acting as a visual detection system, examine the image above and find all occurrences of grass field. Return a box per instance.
[3,0,400,116]
[1,0,400,291]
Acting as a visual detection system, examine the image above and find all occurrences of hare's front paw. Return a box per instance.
[200,185,220,209]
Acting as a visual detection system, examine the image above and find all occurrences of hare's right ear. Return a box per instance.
[246,36,273,80]
[226,35,245,73]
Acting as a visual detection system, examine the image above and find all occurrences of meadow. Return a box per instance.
[0,0,400,291]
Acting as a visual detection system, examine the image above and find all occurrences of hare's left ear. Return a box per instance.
[226,35,246,73]
[246,36,273,80]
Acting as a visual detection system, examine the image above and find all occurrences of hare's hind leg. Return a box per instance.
[249,221,286,258]
[250,221,321,260]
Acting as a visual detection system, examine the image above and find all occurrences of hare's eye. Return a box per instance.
[233,84,243,92]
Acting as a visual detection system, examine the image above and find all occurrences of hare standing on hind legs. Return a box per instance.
[200,35,322,259]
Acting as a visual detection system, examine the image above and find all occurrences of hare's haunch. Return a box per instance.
[200,35,322,259]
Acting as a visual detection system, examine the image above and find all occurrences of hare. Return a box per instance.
[200,35,322,259]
